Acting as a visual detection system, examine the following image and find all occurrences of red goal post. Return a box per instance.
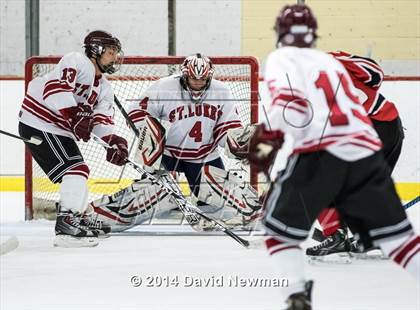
[24,56,260,220]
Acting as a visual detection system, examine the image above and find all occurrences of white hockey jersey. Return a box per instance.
[128,75,242,163]
[264,47,382,161]
[19,52,115,139]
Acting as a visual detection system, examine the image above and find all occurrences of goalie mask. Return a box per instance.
[274,4,318,48]
[83,30,124,74]
[180,53,214,102]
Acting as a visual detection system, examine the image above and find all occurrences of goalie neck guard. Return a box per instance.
[180,53,214,102]
[83,30,124,74]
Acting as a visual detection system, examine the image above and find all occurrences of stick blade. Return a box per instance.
[0,236,19,255]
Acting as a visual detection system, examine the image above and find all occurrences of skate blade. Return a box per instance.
[54,235,99,248]
[247,238,265,249]
[307,252,352,265]
[98,233,111,239]
[350,249,387,260]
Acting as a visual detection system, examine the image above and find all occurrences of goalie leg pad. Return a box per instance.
[197,165,262,226]
[90,175,178,232]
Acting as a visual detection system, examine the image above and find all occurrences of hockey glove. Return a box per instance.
[246,124,284,174]
[60,105,94,142]
[225,125,256,160]
[102,134,128,166]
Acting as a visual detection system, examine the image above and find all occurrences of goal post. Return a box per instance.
[24,56,259,220]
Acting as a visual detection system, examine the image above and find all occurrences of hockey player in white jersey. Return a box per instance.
[18,30,128,247]
[245,4,420,309]
[90,54,262,232]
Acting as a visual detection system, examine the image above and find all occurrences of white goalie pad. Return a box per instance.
[225,124,257,159]
[90,175,178,232]
[197,165,262,227]
[134,116,166,171]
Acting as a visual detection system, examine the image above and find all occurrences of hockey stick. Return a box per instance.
[92,133,250,248]
[0,236,19,256]
[113,95,140,136]
[0,129,43,145]
[404,196,420,210]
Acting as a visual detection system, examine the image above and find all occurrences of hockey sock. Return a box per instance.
[380,233,420,282]
[265,236,306,297]
[318,208,341,237]
[59,174,89,214]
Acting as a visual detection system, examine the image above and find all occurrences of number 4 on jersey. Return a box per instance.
[189,121,202,142]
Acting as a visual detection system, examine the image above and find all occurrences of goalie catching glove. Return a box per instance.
[225,124,256,160]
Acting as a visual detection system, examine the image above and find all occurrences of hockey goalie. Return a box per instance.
[88,54,262,233]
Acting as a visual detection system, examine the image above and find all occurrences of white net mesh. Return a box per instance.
[27,56,258,219]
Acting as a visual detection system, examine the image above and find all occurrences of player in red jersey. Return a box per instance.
[246,4,419,309]
[306,51,404,260]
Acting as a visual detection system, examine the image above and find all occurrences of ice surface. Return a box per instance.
[1,192,419,310]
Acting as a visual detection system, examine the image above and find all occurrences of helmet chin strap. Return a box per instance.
[95,57,107,74]
[95,57,115,74]
[180,77,209,104]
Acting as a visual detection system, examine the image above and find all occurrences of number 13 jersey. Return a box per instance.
[19,52,116,140]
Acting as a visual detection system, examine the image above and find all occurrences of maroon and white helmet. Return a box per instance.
[83,30,123,74]
[274,4,318,48]
[180,53,214,101]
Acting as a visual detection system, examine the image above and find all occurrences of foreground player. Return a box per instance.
[91,54,261,231]
[306,51,405,259]
[18,30,128,247]
[246,5,419,309]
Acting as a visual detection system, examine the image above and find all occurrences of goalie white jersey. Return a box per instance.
[264,47,382,161]
[19,52,115,139]
[128,75,242,163]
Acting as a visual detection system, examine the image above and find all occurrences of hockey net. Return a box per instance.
[24,56,259,220]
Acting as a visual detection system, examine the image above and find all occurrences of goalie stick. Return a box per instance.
[0,129,43,145]
[92,133,251,248]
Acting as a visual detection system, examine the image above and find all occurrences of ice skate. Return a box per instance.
[82,213,112,238]
[193,203,249,231]
[306,229,351,264]
[54,210,99,248]
[349,238,387,260]
[311,227,326,242]
[286,280,313,310]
